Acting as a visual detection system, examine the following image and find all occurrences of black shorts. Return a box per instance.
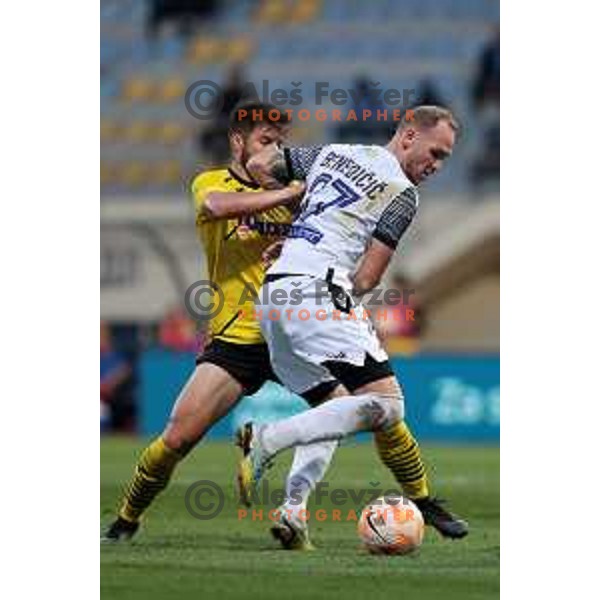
[196,339,278,396]
[323,354,395,393]
[196,340,392,403]
[288,354,394,405]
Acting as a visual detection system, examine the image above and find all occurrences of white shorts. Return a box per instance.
[259,275,389,395]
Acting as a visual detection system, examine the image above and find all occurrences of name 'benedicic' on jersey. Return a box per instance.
[271,144,419,288]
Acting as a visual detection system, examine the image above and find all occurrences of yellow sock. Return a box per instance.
[118,437,184,523]
[375,421,429,500]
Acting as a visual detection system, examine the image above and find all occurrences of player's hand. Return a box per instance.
[284,180,306,201]
[261,240,285,269]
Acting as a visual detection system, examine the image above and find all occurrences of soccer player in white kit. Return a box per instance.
[237,106,469,547]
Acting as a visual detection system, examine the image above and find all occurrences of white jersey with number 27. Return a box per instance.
[270,143,419,289]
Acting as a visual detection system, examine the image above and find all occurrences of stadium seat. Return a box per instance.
[255,0,287,24]
[120,161,148,186]
[160,37,185,61]
[151,161,182,186]
[291,0,321,24]
[188,37,223,64]
[122,77,155,103]
[226,36,255,63]
[127,121,153,143]
[157,122,188,146]
[158,78,186,104]
[101,120,119,143]
[101,76,119,99]
[100,161,117,185]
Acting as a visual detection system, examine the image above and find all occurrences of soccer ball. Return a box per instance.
[358,495,425,555]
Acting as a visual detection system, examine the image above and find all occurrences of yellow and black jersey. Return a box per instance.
[191,167,293,345]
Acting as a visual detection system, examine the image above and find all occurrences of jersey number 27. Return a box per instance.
[298,174,361,221]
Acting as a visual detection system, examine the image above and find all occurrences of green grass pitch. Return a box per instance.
[101,437,499,600]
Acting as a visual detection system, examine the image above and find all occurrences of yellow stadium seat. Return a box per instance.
[121,78,155,103]
[290,121,323,144]
[101,120,119,142]
[101,162,117,184]
[127,121,153,143]
[120,161,148,186]
[188,37,222,63]
[227,36,254,62]
[292,0,320,24]
[158,122,187,145]
[159,78,186,103]
[152,161,181,185]
[255,0,287,24]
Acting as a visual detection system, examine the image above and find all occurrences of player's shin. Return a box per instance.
[118,436,186,523]
[374,421,429,500]
[284,441,338,513]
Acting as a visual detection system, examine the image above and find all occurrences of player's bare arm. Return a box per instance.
[247,144,323,189]
[351,239,395,296]
[199,182,305,220]
[351,186,419,296]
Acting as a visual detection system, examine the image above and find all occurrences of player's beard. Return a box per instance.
[240,146,252,179]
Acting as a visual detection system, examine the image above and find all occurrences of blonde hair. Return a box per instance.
[400,105,459,133]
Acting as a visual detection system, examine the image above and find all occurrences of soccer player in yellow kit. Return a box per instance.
[102,101,460,548]
[102,102,295,537]
[103,102,335,545]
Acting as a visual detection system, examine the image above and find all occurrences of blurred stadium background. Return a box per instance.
[100,0,499,444]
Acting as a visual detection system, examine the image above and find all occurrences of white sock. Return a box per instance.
[260,392,403,458]
[283,441,338,515]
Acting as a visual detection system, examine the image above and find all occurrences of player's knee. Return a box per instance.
[384,394,404,426]
[162,427,197,456]
[372,392,405,429]
[161,429,183,451]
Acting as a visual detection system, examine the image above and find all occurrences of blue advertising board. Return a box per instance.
[139,350,499,443]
